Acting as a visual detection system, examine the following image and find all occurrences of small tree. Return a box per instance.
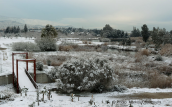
[103,24,113,31]
[141,24,150,42]
[126,38,131,46]
[130,27,141,37]
[41,24,58,38]
[24,24,28,33]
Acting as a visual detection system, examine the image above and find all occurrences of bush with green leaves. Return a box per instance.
[51,57,116,92]
[35,38,57,51]
[12,42,40,52]
[36,61,43,71]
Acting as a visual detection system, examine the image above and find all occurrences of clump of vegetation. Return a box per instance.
[35,38,57,51]
[36,61,43,71]
[135,51,143,62]
[160,44,172,56]
[148,71,172,88]
[35,24,58,51]
[155,55,163,61]
[12,42,40,52]
[50,57,116,93]
[141,49,150,56]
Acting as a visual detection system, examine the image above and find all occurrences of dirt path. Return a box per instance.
[109,92,172,99]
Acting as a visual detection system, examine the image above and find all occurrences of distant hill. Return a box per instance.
[0,20,24,29]
[0,15,72,29]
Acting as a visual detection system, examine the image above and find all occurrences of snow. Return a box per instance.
[0,37,172,107]
[1,84,172,107]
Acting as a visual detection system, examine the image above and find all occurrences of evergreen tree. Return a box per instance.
[4,26,10,34]
[103,24,113,31]
[41,24,58,38]
[24,24,28,33]
[151,27,166,48]
[170,30,172,35]
[141,24,150,42]
[126,38,131,45]
[17,26,20,33]
[13,26,17,34]
[124,32,128,38]
[130,27,141,37]
[10,27,14,33]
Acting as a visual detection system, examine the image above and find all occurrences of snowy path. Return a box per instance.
[14,62,36,92]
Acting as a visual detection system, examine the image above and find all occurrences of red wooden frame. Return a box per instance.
[12,53,28,86]
[12,53,36,93]
[16,59,36,93]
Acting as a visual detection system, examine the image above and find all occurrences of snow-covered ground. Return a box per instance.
[0,84,172,107]
[0,37,172,107]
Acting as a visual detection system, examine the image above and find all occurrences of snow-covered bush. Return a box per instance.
[36,61,43,71]
[155,55,163,61]
[0,90,14,99]
[12,42,40,52]
[53,57,116,92]
[35,38,57,51]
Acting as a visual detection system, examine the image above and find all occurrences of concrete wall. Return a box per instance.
[0,73,52,86]
[30,73,52,83]
[0,74,13,85]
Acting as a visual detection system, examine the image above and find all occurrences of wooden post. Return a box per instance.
[12,53,14,86]
[16,59,19,93]
[26,53,28,71]
[34,59,36,82]
[72,93,73,102]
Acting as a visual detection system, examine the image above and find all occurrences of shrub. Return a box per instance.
[52,58,116,92]
[141,49,149,56]
[149,71,172,88]
[47,59,51,66]
[155,55,163,61]
[101,44,108,52]
[36,61,43,71]
[35,38,57,51]
[82,41,87,44]
[160,44,172,56]
[135,51,142,62]
[59,45,73,51]
[12,42,40,52]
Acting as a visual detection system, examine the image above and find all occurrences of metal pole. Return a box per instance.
[16,59,19,93]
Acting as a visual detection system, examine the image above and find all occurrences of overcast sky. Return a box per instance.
[0,0,172,31]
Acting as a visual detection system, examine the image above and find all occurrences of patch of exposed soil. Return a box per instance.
[109,92,172,99]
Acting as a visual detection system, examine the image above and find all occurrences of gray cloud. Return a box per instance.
[0,0,172,31]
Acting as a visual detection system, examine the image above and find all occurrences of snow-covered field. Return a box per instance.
[0,37,172,107]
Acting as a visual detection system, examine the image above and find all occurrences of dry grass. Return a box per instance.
[141,49,150,56]
[103,42,108,45]
[47,55,69,66]
[112,92,172,99]
[135,51,142,62]
[59,45,73,51]
[28,52,34,59]
[160,44,172,56]
[130,37,143,44]
[82,41,88,44]
[148,71,172,88]
[157,65,172,76]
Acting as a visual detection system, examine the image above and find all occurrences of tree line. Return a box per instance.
[4,24,28,34]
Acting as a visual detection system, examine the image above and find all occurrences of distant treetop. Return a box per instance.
[103,24,113,31]
[41,24,58,38]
